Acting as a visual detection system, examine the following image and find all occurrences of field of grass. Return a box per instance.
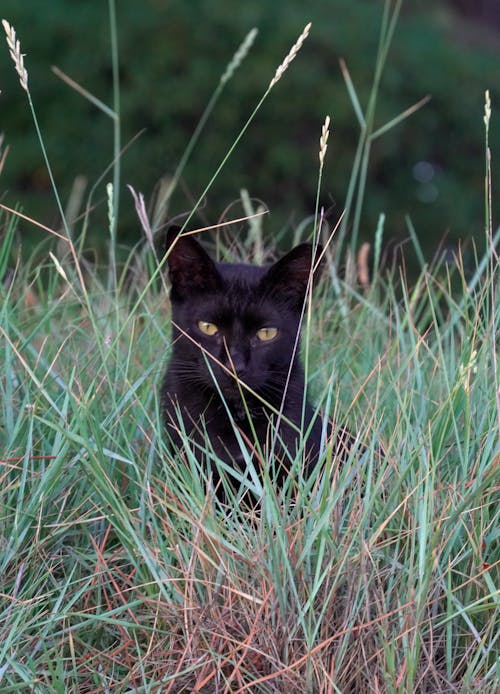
[1,5,499,692]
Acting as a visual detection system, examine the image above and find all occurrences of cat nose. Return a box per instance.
[227,351,247,374]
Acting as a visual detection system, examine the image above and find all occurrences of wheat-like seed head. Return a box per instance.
[220,28,258,86]
[319,115,331,168]
[269,22,311,89]
[2,19,28,92]
[484,89,491,130]
[49,251,69,282]
[106,182,115,236]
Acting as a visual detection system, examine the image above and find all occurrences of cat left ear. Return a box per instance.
[259,243,323,309]
[165,226,222,300]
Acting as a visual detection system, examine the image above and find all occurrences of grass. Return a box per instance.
[1,4,499,692]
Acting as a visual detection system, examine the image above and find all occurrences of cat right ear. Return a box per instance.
[165,226,222,299]
[259,243,323,309]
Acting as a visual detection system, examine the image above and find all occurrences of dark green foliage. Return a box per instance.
[1,0,498,265]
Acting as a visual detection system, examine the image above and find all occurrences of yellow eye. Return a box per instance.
[198,321,219,336]
[256,327,278,342]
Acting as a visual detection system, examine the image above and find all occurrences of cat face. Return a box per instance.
[165,228,321,400]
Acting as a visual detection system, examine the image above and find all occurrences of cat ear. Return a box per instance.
[260,243,323,309]
[165,226,222,299]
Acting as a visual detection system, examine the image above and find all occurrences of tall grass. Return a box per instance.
[1,6,499,693]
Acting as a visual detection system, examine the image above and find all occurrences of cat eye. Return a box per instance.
[198,321,219,336]
[256,327,278,342]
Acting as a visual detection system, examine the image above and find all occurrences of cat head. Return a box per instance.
[165,226,322,309]
[164,226,323,400]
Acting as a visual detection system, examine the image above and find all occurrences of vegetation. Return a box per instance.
[1,0,499,267]
[1,4,499,691]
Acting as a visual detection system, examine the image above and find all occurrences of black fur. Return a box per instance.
[160,228,336,490]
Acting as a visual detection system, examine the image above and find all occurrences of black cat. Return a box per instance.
[160,227,346,493]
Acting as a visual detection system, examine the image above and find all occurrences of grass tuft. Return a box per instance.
[1,204,498,690]
[0,6,498,692]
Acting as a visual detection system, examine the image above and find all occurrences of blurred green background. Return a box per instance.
[0,0,498,268]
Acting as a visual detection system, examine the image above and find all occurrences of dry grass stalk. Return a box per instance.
[2,19,28,91]
[0,133,9,176]
[127,184,154,248]
[269,22,311,89]
[357,242,371,289]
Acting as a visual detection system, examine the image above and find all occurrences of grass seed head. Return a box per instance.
[220,28,258,86]
[269,22,311,89]
[2,19,28,92]
[484,89,491,130]
[319,115,331,168]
